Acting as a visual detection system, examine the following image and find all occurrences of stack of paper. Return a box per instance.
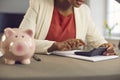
[0,51,3,57]
[50,50,119,62]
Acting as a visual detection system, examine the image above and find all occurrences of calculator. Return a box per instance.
[74,47,107,57]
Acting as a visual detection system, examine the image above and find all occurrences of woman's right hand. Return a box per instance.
[48,39,86,52]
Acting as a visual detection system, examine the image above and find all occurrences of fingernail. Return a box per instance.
[106,53,110,56]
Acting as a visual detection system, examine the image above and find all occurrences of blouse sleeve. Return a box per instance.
[19,0,39,35]
[19,0,54,54]
[85,5,108,47]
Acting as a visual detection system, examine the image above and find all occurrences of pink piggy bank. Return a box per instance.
[1,28,35,64]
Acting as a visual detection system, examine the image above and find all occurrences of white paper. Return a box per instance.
[0,51,3,57]
[50,50,119,62]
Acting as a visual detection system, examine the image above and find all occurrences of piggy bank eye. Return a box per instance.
[22,35,24,38]
[15,35,18,38]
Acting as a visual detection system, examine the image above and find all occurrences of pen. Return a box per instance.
[33,54,41,61]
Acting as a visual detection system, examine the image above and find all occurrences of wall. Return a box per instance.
[0,0,107,35]
[0,0,29,13]
[84,0,90,6]
[0,0,29,33]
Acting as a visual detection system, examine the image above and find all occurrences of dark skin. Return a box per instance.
[100,43,116,56]
[54,0,84,16]
[48,39,86,52]
[48,0,116,56]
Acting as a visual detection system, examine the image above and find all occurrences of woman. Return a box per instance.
[19,0,116,55]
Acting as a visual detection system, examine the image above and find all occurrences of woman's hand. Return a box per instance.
[99,43,116,56]
[48,39,86,52]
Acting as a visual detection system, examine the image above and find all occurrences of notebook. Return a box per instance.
[50,50,119,62]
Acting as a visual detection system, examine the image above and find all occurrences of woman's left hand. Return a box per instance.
[100,43,116,56]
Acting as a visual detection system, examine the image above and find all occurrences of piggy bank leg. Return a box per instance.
[21,59,31,64]
[5,58,15,64]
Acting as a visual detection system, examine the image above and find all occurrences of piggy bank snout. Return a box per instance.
[9,41,29,56]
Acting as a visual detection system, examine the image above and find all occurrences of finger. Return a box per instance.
[56,42,69,51]
[105,52,116,56]
[66,40,77,49]
[103,52,111,56]
[101,43,114,52]
[106,45,114,53]
[107,45,113,50]
[60,47,68,51]
[64,42,72,50]
[65,41,73,49]
[59,42,70,51]
[74,39,87,49]
[100,43,109,47]
[72,39,82,49]
[103,51,107,56]
[77,39,86,46]
[75,40,81,48]
[107,48,115,53]
[103,50,116,56]
[65,39,86,50]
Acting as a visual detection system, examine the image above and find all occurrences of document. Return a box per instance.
[50,50,119,62]
[0,51,3,57]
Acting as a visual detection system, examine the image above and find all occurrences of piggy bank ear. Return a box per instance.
[4,28,15,38]
[24,29,33,37]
